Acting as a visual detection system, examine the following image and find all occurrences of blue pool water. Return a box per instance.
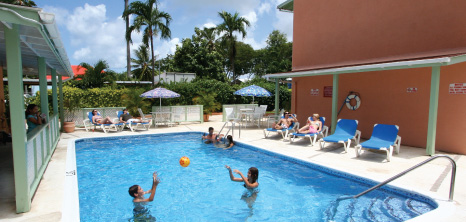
[75,132,436,221]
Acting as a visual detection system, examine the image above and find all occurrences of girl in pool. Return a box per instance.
[225,165,259,189]
[215,135,235,149]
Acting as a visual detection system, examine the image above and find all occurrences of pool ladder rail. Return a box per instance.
[328,155,457,220]
[218,120,241,139]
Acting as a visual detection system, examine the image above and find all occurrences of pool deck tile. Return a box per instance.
[0,114,465,221]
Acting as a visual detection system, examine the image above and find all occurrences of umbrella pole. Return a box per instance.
[160,97,162,111]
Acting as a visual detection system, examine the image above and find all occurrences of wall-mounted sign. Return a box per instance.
[449,83,466,94]
[310,89,319,96]
[407,87,417,93]
[324,86,332,97]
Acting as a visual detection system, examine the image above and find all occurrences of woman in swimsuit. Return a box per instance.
[298,113,322,134]
[91,109,114,124]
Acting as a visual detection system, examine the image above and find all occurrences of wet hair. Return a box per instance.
[248,167,259,183]
[208,127,213,131]
[128,185,139,198]
[25,104,37,116]
[123,108,128,112]
[227,135,234,145]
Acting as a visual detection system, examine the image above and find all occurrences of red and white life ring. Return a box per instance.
[345,95,361,110]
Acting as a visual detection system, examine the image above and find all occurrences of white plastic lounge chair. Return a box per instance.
[289,117,329,146]
[225,107,242,137]
[116,111,151,132]
[355,124,401,162]
[319,119,361,152]
[263,114,299,141]
[137,108,155,127]
[83,112,121,133]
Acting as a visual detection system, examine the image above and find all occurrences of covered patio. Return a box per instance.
[0,3,72,213]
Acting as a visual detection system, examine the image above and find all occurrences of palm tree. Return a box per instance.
[131,45,153,81]
[194,27,217,52]
[123,0,172,86]
[78,60,114,89]
[216,11,250,82]
[124,0,131,78]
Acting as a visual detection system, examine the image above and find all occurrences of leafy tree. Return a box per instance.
[78,60,115,89]
[156,54,175,72]
[192,91,221,115]
[216,11,250,82]
[253,30,292,77]
[123,0,172,86]
[233,42,255,78]
[131,44,154,81]
[0,0,36,7]
[173,37,226,81]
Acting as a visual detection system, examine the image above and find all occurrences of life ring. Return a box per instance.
[345,95,361,110]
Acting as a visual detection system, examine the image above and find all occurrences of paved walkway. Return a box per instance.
[1,114,465,221]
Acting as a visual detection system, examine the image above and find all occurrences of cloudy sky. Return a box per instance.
[38,0,293,72]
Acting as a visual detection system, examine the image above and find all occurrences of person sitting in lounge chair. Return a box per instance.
[272,111,297,130]
[298,113,322,134]
[91,109,114,124]
[119,109,149,124]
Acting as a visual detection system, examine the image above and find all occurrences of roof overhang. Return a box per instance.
[265,54,466,79]
[277,0,294,13]
[0,3,73,76]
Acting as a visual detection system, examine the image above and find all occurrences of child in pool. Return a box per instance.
[128,172,160,202]
[225,165,259,189]
[202,127,218,144]
[215,135,235,149]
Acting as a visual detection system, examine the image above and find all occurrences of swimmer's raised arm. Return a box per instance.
[225,165,243,182]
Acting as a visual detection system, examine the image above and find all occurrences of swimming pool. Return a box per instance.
[68,132,437,221]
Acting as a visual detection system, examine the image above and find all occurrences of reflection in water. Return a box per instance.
[130,202,156,222]
[241,188,259,218]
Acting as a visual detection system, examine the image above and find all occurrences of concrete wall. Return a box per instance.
[292,63,466,154]
[292,0,466,71]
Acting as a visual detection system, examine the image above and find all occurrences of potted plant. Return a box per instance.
[192,91,221,122]
[121,88,151,118]
[63,96,82,133]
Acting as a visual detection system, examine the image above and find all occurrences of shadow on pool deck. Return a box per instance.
[0,113,465,221]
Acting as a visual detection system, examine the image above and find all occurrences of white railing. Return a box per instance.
[25,114,60,199]
[152,105,203,123]
[222,104,258,122]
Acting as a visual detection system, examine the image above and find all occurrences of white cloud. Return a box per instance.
[42,6,69,26]
[203,22,217,28]
[258,2,272,15]
[273,10,293,42]
[154,38,181,58]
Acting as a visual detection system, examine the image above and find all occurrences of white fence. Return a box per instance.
[152,105,203,123]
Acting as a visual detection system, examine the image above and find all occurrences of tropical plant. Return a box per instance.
[192,91,221,115]
[123,0,131,78]
[79,60,115,89]
[0,0,36,7]
[194,27,217,52]
[131,44,153,81]
[121,88,151,117]
[216,11,250,82]
[123,0,172,86]
[63,93,83,122]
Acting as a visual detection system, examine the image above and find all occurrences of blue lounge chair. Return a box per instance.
[83,111,122,133]
[355,124,401,162]
[116,111,151,132]
[289,117,329,146]
[263,114,299,141]
[319,119,361,152]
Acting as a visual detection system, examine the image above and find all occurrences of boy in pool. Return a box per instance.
[128,172,160,202]
[202,127,218,143]
[225,165,259,189]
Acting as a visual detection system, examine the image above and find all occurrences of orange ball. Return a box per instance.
[179,156,190,167]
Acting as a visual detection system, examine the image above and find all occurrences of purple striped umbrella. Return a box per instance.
[140,87,180,109]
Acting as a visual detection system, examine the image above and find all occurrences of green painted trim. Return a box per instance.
[200,105,204,123]
[5,24,30,213]
[59,78,64,132]
[38,57,50,155]
[331,74,339,134]
[51,69,58,114]
[275,79,279,115]
[277,0,293,12]
[446,54,466,66]
[426,66,440,155]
